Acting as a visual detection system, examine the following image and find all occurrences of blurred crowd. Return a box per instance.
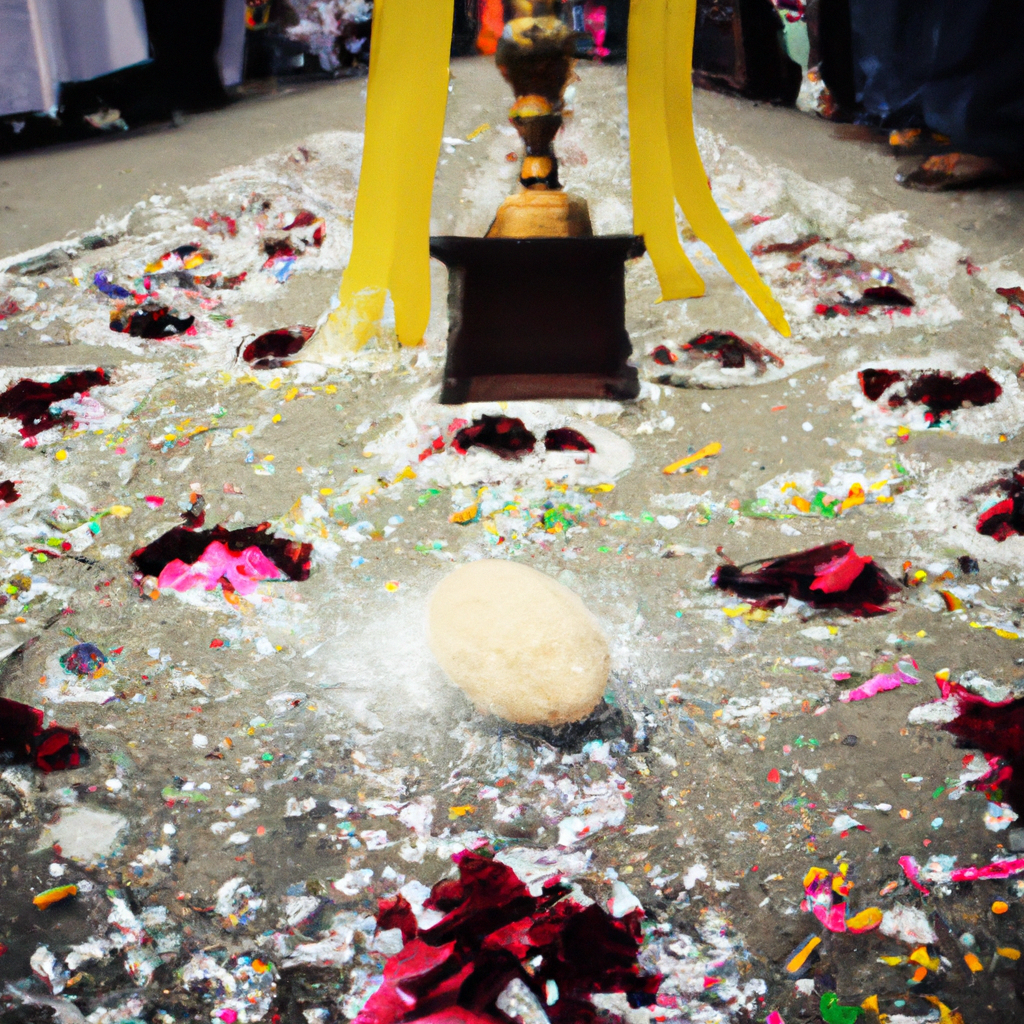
[1,0,1021,188]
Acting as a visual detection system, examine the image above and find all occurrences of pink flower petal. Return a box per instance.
[840,668,920,702]
[809,546,872,594]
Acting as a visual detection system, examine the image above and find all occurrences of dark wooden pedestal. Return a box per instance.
[429,235,645,404]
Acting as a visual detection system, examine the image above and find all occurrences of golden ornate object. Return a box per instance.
[487,1,593,239]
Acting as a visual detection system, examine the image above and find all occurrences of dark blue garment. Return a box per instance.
[849,0,1024,157]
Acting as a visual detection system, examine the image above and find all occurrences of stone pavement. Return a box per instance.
[1,55,1024,1024]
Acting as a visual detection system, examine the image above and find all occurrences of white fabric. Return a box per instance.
[0,0,46,114]
[219,0,247,88]
[0,0,149,117]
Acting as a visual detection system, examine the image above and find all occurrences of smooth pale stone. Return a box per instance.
[428,560,610,725]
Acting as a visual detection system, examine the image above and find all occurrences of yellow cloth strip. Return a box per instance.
[312,0,453,357]
[664,0,790,335]
[630,0,791,336]
[627,0,705,301]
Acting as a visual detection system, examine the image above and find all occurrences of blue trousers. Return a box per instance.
[849,0,1024,157]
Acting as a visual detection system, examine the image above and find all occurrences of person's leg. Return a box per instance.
[849,0,1023,188]
[141,0,229,114]
[918,0,1024,160]
[603,0,629,62]
[813,0,857,116]
[848,0,929,128]
[897,0,1024,188]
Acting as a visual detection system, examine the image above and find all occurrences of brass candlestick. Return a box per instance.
[487,1,593,238]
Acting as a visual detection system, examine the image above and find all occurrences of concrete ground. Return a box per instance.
[4,62,1024,265]
[1,55,1024,1024]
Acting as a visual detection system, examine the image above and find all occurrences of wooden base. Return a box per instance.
[440,371,640,404]
[430,235,645,405]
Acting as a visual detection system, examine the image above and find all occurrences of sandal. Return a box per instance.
[888,128,952,155]
[896,152,1022,191]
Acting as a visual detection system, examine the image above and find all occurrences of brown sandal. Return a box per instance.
[888,128,952,155]
[896,152,1022,191]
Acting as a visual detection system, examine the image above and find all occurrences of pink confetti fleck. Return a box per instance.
[157,541,284,596]
[813,900,848,933]
[899,855,931,895]
[840,667,919,703]
[949,858,1024,883]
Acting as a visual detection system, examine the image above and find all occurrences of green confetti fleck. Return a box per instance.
[819,992,863,1024]
[811,491,839,519]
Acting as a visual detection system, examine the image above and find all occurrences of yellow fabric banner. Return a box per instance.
[629,0,791,335]
[310,0,454,357]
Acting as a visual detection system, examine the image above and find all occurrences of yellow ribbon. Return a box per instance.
[629,0,790,335]
[311,0,453,357]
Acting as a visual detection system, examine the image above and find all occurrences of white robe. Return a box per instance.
[0,0,150,116]
[0,0,246,117]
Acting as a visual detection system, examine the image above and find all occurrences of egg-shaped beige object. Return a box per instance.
[428,560,610,725]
